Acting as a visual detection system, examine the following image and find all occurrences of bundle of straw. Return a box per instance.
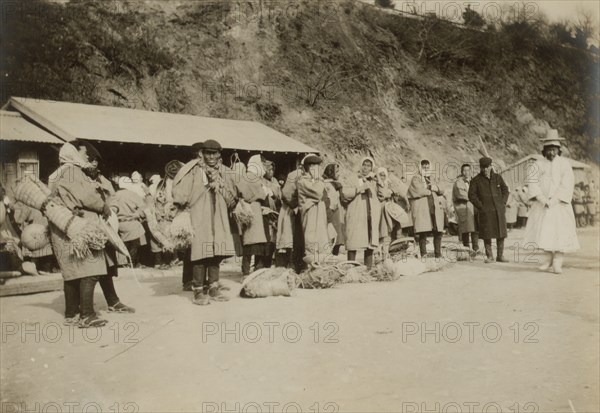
[15,179,107,259]
[14,179,51,210]
[240,267,295,298]
[296,261,364,289]
[168,210,194,250]
[338,262,372,284]
[233,200,254,230]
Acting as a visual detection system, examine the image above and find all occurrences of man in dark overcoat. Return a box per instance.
[468,157,509,263]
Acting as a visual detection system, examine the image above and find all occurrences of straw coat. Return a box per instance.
[276,169,303,250]
[468,171,509,239]
[49,164,115,281]
[172,159,237,261]
[297,175,330,260]
[407,173,445,234]
[452,176,476,234]
[341,174,381,251]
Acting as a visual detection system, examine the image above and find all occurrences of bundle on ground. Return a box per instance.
[167,210,194,250]
[297,261,364,288]
[371,256,454,280]
[240,267,295,298]
[338,262,372,283]
[15,179,107,259]
[233,200,254,230]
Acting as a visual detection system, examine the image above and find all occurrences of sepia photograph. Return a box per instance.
[0,0,598,412]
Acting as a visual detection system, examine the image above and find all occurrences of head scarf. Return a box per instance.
[58,143,90,168]
[131,171,143,183]
[377,167,388,182]
[358,156,375,178]
[322,163,338,181]
[247,154,266,178]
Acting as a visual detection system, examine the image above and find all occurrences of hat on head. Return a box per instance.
[191,142,204,152]
[479,157,493,168]
[541,129,565,148]
[202,139,222,153]
[303,155,322,166]
[72,139,102,162]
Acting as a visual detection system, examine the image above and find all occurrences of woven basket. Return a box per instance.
[14,179,51,210]
[240,267,295,298]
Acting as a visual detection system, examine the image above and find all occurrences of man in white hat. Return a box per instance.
[523,129,580,274]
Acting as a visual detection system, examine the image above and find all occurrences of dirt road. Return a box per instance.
[1,228,598,413]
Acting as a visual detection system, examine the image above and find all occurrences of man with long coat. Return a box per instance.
[468,157,509,263]
[523,131,579,273]
[452,164,478,253]
[172,139,237,305]
[408,160,445,259]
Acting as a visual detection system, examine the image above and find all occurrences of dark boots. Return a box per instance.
[496,238,508,262]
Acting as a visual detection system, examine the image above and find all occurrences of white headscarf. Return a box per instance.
[247,154,266,178]
[58,143,89,168]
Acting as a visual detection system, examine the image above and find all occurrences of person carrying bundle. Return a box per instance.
[236,155,275,278]
[48,142,118,328]
[172,139,237,306]
[341,157,381,269]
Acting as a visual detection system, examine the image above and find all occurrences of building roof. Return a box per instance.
[7,97,318,153]
[502,154,590,172]
[0,110,65,144]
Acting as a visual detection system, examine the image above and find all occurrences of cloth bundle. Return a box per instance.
[240,267,295,298]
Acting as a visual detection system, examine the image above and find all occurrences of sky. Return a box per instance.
[388,0,599,32]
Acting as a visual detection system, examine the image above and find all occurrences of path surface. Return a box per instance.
[1,228,598,413]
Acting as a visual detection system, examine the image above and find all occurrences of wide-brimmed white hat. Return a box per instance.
[541,129,565,148]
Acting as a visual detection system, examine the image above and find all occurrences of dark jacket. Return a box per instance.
[468,171,509,239]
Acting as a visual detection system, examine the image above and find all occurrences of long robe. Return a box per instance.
[407,173,445,234]
[523,156,579,252]
[341,175,381,251]
[324,180,345,246]
[297,175,330,261]
[452,176,476,234]
[236,172,268,247]
[172,160,237,261]
[505,191,518,225]
[468,171,509,240]
[276,169,303,250]
[48,164,116,281]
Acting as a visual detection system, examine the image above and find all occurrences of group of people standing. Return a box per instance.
[449,130,582,272]
[28,128,586,326]
[572,181,597,227]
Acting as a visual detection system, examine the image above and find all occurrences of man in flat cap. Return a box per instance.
[468,156,509,263]
[523,129,579,273]
[172,139,237,305]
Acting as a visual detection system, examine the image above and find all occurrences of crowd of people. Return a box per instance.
[0,129,594,328]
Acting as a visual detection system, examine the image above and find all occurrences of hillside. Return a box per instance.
[2,0,598,179]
